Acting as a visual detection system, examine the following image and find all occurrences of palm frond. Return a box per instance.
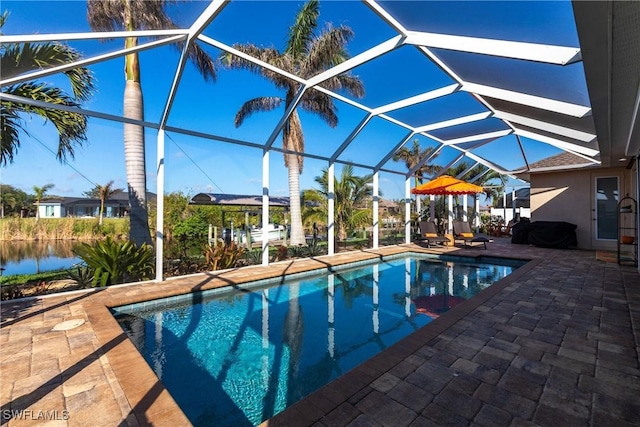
[6,82,88,162]
[98,181,119,199]
[308,165,374,238]
[285,0,319,60]
[0,103,25,166]
[33,183,54,200]
[187,42,216,82]
[235,96,283,127]
[313,168,329,194]
[88,0,174,32]
[220,44,293,89]
[1,12,94,165]
[88,0,215,81]
[128,0,176,30]
[87,0,123,32]
[224,0,365,197]
[447,161,470,179]
[299,89,338,127]
[392,139,420,169]
[347,208,372,229]
[1,42,96,101]
[319,73,365,98]
[301,24,353,76]
[392,140,441,180]
[0,10,8,29]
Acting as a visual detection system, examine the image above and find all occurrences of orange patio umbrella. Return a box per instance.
[433,180,483,195]
[411,175,483,195]
[411,175,464,195]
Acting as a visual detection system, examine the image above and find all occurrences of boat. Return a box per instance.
[241,224,287,244]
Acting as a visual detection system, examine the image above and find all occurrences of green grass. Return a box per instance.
[1,270,69,286]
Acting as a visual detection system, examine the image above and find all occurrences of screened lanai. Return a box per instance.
[2,1,640,279]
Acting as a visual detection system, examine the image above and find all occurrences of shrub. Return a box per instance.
[173,210,209,242]
[203,241,244,271]
[73,237,155,286]
[244,248,263,265]
[288,244,306,258]
[66,265,95,288]
[306,238,325,257]
[1,285,25,300]
[275,245,289,261]
[163,238,205,276]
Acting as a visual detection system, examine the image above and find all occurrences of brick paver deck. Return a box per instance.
[2,238,639,426]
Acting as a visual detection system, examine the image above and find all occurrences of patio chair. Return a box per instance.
[417,221,450,248]
[452,220,490,249]
[500,218,519,236]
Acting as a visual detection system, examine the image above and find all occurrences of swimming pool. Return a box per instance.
[112,253,525,426]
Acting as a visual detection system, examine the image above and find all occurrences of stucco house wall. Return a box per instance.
[37,203,63,218]
[529,166,635,250]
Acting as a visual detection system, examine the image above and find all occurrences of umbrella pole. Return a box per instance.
[463,196,468,222]
[448,195,454,234]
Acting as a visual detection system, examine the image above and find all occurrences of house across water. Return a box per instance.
[37,191,156,218]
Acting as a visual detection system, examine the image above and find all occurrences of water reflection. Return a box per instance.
[0,240,84,275]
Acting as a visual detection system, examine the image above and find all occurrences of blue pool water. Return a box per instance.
[113,253,525,426]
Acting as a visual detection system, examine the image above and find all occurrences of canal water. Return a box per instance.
[0,240,83,276]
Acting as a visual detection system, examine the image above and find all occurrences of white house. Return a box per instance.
[36,191,147,219]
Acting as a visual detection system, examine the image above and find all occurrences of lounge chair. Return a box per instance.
[417,221,450,248]
[452,220,490,249]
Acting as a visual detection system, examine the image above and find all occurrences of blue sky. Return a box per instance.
[2,1,581,201]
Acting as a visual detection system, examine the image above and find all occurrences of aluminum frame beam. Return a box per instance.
[405,31,582,65]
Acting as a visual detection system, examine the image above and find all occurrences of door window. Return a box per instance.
[595,176,619,240]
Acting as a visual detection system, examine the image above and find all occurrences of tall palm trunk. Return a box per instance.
[99,198,105,226]
[415,177,421,214]
[283,109,305,246]
[124,80,150,244]
[123,33,151,245]
[338,225,347,241]
[287,154,305,246]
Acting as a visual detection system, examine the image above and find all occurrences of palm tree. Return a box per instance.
[0,192,13,218]
[0,185,28,217]
[33,183,54,222]
[466,166,507,223]
[304,165,373,242]
[95,181,121,225]
[220,0,364,246]
[0,12,95,166]
[0,185,22,218]
[392,139,440,213]
[447,162,506,223]
[87,0,216,246]
[473,169,507,205]
[83,182,125,199]
[441,161,471,219]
